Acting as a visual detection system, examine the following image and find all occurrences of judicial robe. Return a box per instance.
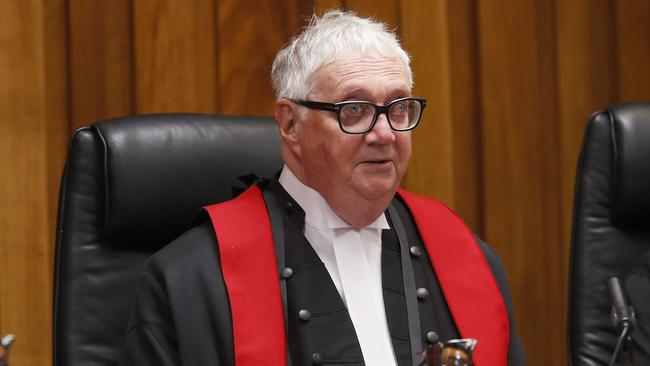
[120,181,525,366]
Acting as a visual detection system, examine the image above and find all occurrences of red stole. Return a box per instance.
[205,186,509,366]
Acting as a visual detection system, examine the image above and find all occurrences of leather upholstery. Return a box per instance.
[53,114,282,366]
[568,103,650,366]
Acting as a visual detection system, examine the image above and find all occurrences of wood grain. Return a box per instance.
[2,1,650,364]
[0,0,68,365]
[617,0,650,101]
[400,0,481,232]
[477,1,564,365]
[216,0,308,115]
[133,0,218,113]
[345,0,400,30]
[314,0,343,14]
[67,0,134,129]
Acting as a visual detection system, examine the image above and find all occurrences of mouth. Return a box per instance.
[359,159,394,168]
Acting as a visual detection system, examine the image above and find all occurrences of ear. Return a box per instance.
[274,99,302,156]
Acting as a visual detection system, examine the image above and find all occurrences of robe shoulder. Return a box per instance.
[120,220,234,366]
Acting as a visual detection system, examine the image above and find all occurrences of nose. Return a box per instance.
[365,113,396,144]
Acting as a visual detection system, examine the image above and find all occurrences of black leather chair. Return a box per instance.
[53,114,282,366]
[568,103,650,366]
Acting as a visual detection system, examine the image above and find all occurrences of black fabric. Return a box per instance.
[568,103,650,366]
[53,114,282,366]
[119,182,525,365]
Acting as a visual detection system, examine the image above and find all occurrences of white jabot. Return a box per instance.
[279,166,397,366]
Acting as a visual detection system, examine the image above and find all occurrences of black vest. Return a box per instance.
[271,184,460,366]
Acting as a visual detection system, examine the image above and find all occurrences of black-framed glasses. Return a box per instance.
[293,97,426,134]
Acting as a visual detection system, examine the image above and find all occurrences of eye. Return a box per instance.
[391,101,407,114]
[341,103,365,116]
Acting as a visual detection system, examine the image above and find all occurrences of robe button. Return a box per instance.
[416,287,429,299]
[409,246,422,257]
[299,309,311,321]
[312,352,322,364]
[426,331,439,343]
[281,267,293,279]
[284,201,294,212]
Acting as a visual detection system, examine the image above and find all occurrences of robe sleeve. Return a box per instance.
[476,237,527,366]
[120,270,181,366]
[119,221,233,366]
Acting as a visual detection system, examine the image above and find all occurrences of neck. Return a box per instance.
[324,191,393,229]
[282,159,393,229]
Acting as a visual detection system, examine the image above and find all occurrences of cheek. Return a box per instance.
[396,135,412,167]
[300,129,343,177]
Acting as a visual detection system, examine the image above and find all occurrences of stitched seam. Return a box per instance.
[125,325,176,361]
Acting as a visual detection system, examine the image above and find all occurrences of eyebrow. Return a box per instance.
[339,84,411,103]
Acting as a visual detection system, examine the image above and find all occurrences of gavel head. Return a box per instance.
[419,337,478,366]
[440,339,477,366]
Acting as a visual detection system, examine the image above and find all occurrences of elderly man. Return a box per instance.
[121,10,525,366]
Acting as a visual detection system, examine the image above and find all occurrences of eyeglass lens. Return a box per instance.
[339,99,421,133]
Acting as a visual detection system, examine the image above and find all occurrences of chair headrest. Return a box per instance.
[93,114,282,246]
[609,104,650,226]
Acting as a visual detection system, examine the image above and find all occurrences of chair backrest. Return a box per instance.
[569,103,650,366]
[53,114,282,366]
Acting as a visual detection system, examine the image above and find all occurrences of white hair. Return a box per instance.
[271,10,413,101]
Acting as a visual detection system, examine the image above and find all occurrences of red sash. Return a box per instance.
[205,186,509,365]
[397,188,509,365]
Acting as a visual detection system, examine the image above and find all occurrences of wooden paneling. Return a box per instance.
[2,1,650,365]
[133,0,218,113]
[477,1,564,365]
[314,0,344,14]
[0,1,68,365]
[345,0,400,30]
[216,0,308,115]
[67,0,134,130]
[617,0,650,100]
[400,0,481,232]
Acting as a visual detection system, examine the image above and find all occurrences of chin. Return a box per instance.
[355,181,398,202]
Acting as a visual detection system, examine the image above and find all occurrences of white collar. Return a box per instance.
[278,165,389,231]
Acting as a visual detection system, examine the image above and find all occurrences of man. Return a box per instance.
[120,10,525,366]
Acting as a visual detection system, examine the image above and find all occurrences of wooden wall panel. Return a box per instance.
[400,0,481,231]
[477,1,564,365]
[133,0,218,113]
[2,1,650,364]
[0,1,68,365]
[345,0,400,29]
[216,0,308,115]
[67,0,134,130]
[617,0,650,101]
[314,0,344,14]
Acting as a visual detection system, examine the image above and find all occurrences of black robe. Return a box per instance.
[120,182,525,365]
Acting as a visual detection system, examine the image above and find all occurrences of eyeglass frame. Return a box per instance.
[292,96,427,134]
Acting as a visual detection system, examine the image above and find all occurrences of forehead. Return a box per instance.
[311,57,411,100]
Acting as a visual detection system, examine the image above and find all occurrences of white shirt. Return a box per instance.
[279,166,397,366]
